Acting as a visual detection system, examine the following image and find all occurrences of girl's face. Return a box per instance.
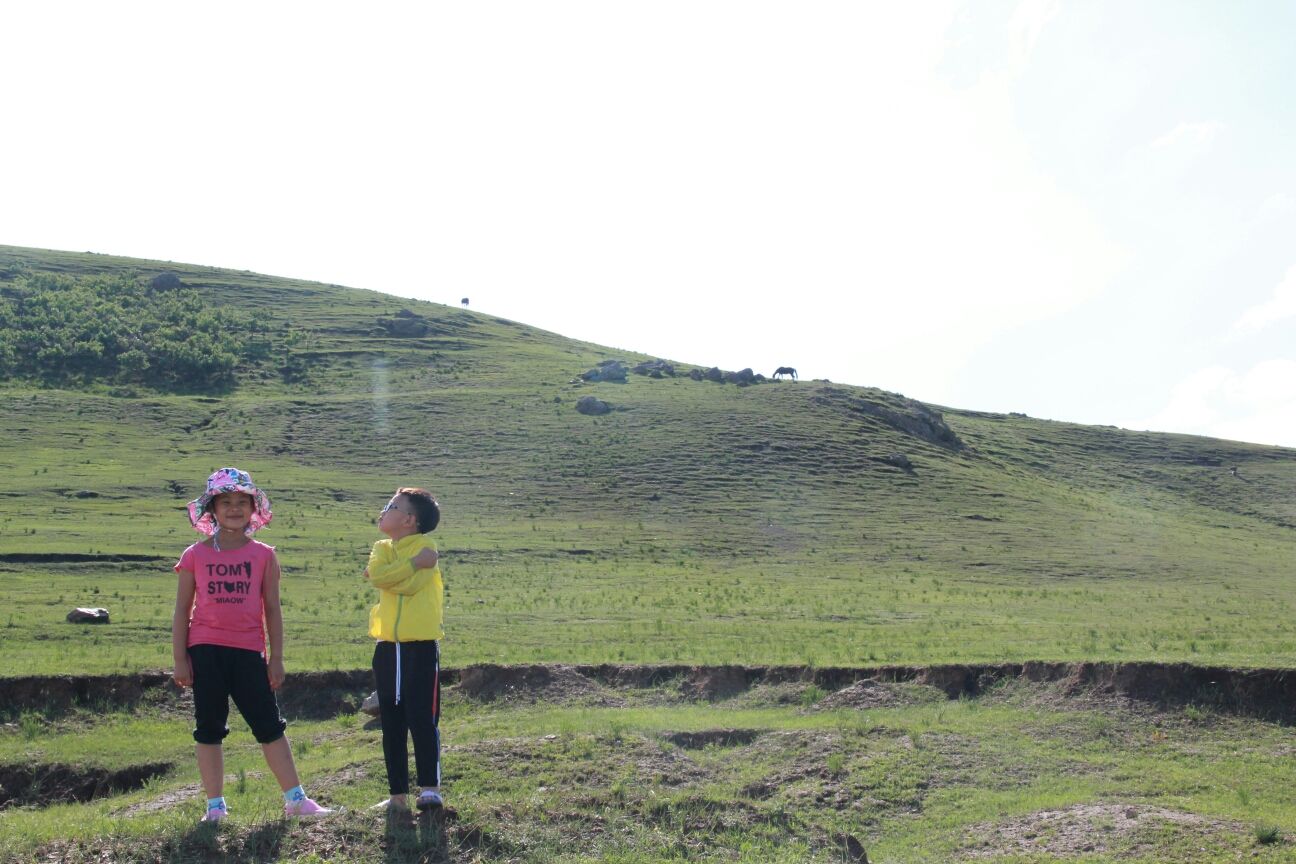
[211,492,255,532]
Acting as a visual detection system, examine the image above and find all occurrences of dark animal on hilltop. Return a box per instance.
[773,366,798,381]
[461,297,470,307]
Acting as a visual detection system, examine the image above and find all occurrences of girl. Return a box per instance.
[172,467,331,822]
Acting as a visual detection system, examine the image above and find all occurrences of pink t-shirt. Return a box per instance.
[174,540,276,653]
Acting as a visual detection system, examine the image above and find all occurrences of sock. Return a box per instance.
[207,796,227,811]
[284,785,306,803]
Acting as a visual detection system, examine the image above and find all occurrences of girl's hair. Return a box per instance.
[398,487,441,534]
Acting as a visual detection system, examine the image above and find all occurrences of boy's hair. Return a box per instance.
[398,487,440,534]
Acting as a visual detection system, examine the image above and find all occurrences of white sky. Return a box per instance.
[3,1,1294,447]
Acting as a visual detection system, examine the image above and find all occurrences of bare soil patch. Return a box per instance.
[454,664,624,705]
[960,803,1247,859]
[814,678,946,710]
[717,681,815,708]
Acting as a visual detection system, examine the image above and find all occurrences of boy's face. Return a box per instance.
[378,493,416,537]
[212,492,254,532]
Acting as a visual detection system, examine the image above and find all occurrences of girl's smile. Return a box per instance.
[212,492,255,532]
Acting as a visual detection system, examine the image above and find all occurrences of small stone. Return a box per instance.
[66,607,110,624]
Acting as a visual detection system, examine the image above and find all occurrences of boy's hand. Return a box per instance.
[412,548,439,570]
[268,657,287,690]
[173,657,193,688]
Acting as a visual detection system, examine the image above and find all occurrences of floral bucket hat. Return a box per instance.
[186,467,273,536]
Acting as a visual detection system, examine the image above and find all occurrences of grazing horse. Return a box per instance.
[773,366,798,381]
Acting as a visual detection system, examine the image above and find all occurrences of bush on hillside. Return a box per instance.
[0,272,286,391]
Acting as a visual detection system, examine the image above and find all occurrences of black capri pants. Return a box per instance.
[189,643,287,745]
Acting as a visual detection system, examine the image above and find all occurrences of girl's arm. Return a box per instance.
[263,552,286,690]
[172,569,196,687]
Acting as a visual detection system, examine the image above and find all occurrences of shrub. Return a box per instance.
[0,271,287,391]
[1254,824,1282,845]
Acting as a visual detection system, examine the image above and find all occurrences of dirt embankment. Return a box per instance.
[0,761,172,809]
[1,662,1292,723]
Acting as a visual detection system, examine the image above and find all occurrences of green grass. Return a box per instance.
[2,679,1294,862]
[2,384,1294,675]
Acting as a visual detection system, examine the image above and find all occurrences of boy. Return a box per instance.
[365,487,444,811]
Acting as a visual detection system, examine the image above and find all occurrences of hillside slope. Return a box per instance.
[2,244,1294,675]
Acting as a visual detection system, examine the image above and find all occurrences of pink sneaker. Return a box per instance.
[284,796,333,818]
[201,806,227,823]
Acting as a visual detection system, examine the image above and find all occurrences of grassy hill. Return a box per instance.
[2,243,1295,676]
[3,245,1296,863]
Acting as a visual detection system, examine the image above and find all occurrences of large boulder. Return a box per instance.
[576,396,612,416]
[67,607,110,624]
[580,361,628,383]
[723,368,757,386]
[703,367,724,382]
[379,312,431,337]
[631,360,675,378]
[149,272,183,291]
[816,387,964,451]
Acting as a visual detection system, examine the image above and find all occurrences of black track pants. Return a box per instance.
[372,640,441,793]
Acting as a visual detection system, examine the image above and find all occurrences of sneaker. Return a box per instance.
[201,806,227,823]
[284,796,333,818]
[369,797,410,811]
[416,790,444,811]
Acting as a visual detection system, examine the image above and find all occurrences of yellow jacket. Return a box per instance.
[367,534,443,642]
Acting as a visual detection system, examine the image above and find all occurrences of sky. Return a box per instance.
[3,1,1295,447]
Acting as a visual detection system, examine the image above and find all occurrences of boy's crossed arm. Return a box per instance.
[364,547,439,595]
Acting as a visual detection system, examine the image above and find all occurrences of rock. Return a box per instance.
[360,690,381,717]
[704,367,724,382]
[149,272,183,291]
[882,453,913,471]
[688,368,704,381]
[379,314,430,337]
[816,387,964,450]
[66,607,110,624]
[576,396,612,416]
[723,368,756,386]
[579,361,628,383]
[631,360,675,377]
[71,490,100,499]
